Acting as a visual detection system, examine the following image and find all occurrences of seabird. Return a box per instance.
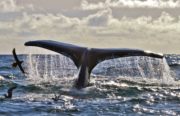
[12,48,26,74]
[4,86,17,99]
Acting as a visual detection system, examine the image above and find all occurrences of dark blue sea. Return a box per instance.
[0,54,180,116]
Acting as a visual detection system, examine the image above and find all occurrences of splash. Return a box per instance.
[26,53,77,86]
[93,56,175,85]
[161,58,174,84]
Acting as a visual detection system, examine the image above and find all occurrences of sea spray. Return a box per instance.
[26,53,77,86]
[161,58,175,84]
[93,56,175,85]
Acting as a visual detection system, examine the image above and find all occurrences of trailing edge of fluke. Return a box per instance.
[25,40,163,89]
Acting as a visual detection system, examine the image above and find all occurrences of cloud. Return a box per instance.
[2,10,178,41]
[81,0,107,10]
[9,12,82,38]
[0,0,179,54]
[81,0,180,10]
[93,11,179,37]
[0,0,22,12]
[0,4,180,53]
[0,0,34,13]
[0,9,180,37]
[84,9,113,27]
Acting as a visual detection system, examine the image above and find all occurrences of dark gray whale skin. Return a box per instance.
[25,40,163,89]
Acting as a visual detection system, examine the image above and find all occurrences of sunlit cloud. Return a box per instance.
[81,0,180,10]
[1,9,179,39]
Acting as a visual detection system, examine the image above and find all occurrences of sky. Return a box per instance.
[0,0,180,54]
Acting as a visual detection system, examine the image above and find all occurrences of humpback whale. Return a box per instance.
[25,40,163,89]
[12,48,25,74]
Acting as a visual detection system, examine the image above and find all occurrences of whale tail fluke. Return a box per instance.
[25,40,163,89]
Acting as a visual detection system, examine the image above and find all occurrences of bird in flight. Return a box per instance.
[12,48,26,74]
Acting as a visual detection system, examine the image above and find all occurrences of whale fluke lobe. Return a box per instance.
[25,40,163,89]
[25,40,85,67]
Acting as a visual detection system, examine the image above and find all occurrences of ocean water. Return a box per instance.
[0,54,180,116]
